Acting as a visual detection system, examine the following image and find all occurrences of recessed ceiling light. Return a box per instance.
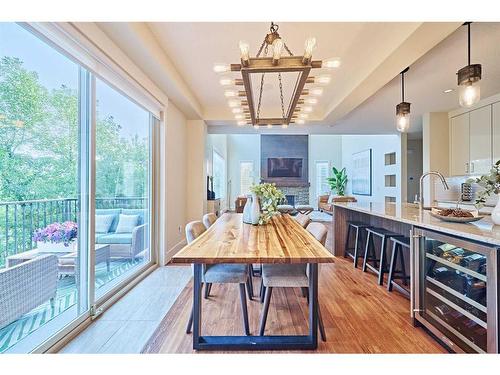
[443,89,454,93]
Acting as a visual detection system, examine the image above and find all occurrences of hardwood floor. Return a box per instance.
[142,257,447,354]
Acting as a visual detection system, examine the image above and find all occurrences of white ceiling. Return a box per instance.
[331,22,500,137]
[96,22,493,135]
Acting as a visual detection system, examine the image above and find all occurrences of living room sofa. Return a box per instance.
[95,208,148,260]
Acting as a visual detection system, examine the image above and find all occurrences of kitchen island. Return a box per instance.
[332,202,500,353]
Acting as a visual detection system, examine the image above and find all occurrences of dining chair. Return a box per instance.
[293,213,312,228]
[201,213,254,300]
[185,220,252,336]
[258,212,311,300]
[202,213,217,229]
[258,221,328,341]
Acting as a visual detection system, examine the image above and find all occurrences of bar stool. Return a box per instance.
[362,228,404,286]
[387,236,411,298]
[343,221,371,268]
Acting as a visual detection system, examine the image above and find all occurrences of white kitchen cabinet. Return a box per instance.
[469,106,492,175]
[450,113,470,176]
[493,102,500,163]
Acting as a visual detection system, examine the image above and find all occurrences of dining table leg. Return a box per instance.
[192,263,203,349]
[192,262,319,351]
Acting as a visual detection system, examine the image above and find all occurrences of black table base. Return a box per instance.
[192,263,319,351]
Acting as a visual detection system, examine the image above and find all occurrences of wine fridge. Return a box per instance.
[412,228,499,353]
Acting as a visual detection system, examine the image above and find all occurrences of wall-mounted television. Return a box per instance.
[267,158,303,178]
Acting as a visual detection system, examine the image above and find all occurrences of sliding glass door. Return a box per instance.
[0,23,157,353]
[93,78,152,299]
[0,23,90,353]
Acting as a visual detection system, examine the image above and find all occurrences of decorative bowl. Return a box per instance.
[430,208,485,223]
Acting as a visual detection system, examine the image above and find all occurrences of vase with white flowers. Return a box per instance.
[467,160,500,225]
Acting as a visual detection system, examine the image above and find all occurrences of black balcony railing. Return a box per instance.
[0,197,146,268]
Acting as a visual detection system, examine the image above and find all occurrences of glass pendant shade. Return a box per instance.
[303,37,317,59]
[213,64,230,73]
[459,81,481,107]
[239,41,250,62]
[396,112,410,133]
[272,38,284,62]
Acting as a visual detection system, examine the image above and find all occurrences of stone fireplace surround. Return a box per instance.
[260,135,310,205]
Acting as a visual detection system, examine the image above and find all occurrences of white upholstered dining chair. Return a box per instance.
[258,221,328,341]
[185,220,252,336]
[202,213,217,229]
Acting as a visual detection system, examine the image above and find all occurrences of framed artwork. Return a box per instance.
[351,149,372,196]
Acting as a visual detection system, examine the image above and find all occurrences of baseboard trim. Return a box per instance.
[165,239,187,263]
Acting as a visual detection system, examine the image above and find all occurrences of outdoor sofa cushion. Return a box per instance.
[115,214,139,233]
[96,233,133,245]
[95,209,121,232]
[95,214,115,233]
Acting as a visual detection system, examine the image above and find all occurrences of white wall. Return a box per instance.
[407,139,423,202]
[226,135,261,210]
[163,103,188,261]
[309,135,343,207]
[186,120,207,222]
[341,135,403,204]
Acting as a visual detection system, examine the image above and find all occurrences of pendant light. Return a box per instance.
[396,67,411,133]
[457,22,482,107]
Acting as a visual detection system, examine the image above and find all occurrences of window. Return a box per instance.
[240,161,254,196]
[0,23,157,353]
[212,150,225,200]
[316,161,330,199]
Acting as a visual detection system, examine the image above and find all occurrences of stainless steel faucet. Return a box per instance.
[419,171,450,210]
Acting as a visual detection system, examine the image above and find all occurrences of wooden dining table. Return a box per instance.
[172,212,335,351]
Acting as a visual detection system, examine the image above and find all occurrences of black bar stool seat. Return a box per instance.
[362,227,404,285]
[387,236,411,298]
[344,221,371,268]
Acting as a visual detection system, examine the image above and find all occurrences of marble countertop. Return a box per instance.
[333,201,500,246]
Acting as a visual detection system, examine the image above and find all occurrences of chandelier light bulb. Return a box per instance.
[267,124,273,129]
[459,82,480,108]
[253,124,259,130]
[219,77,234,86]
[213,63,230,73]
[237,120,246,126]
[234,114,244,120]
[298,113,309,119]
[323,57,341,69]
[310,88,323,97]
[272,38,284,64]
[302,106,313,113]
[282,124,288,129]
[396,113,410,133]
[224,90,237,98]
[295,119,306,125]
[239,41,250,63]
[303,37,317,59]
[304,98,318,105]
[227,100,240,108]
[232,107,243,114]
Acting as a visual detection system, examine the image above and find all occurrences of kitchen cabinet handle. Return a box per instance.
[465,162,469,174]
[471,162,475,173]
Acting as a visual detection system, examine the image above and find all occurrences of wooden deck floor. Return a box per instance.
[142,257,447,354]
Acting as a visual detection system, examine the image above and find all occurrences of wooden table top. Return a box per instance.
[172,213,335,264]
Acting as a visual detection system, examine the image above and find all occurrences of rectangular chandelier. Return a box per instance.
[214,22,341,129]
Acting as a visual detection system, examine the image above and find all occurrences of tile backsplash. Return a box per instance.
[433,176,498,207]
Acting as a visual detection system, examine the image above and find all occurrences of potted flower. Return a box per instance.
[33,221,78,253]
[467,160,500,225]
[249,183,285,225]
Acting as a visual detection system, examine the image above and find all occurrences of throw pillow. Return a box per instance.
[115,214,140,233]
[95,214,115,234]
